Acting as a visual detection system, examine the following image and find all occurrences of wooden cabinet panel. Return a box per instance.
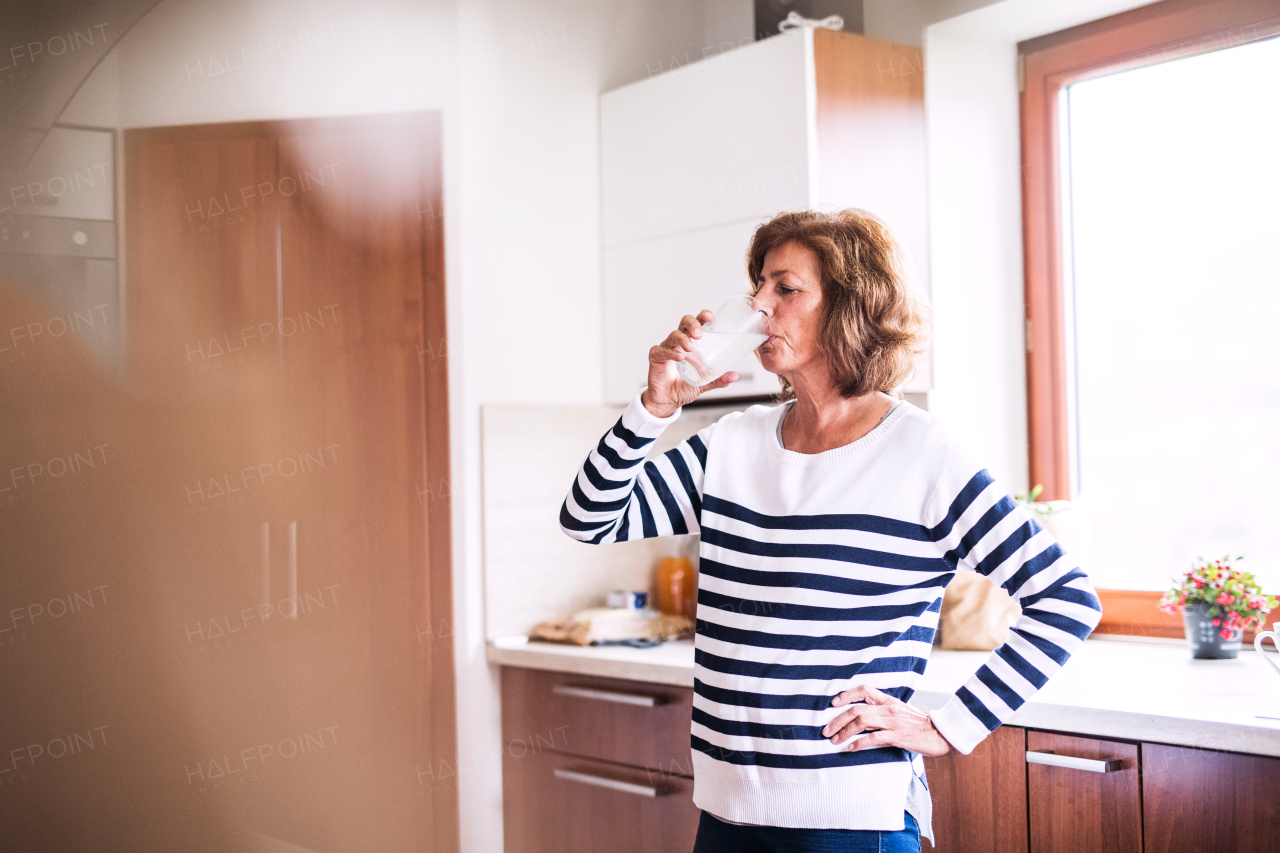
[503,748,701,853]
[124,115,455,853]
[1142,743,1280,853]
[813,29,930,291]
[501,668,695,777]
[925,725,1027,853]
[1026,732,1140,853]
[126,124,281,390]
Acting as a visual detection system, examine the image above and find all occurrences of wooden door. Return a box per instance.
[1142,743,1280,853]
[926,725,1028,853]
[124,114,455,852]
[1026,732,1140,853]
[273,112,453,850]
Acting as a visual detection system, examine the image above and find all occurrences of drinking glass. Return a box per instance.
[675,294,768,387]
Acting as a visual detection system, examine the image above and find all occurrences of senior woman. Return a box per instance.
[560,209,1101,853]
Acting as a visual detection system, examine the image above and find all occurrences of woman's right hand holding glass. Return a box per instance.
[641,310,739,418]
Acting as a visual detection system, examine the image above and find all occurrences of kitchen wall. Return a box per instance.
[482,401,745,643]
[863,0,1002,46]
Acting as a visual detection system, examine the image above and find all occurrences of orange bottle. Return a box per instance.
[656,556,697,619]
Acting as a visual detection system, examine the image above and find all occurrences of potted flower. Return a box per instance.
[1158,556,1277,659]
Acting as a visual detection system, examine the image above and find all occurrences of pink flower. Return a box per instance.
[1217,593,1235,605]
[1220,629,1234,640]
[1212,618,1221,626]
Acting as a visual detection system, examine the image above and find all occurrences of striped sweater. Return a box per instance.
[559,393,1102,832]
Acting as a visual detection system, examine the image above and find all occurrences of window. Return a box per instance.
[1020,0,1280,633]
[1065,36,1280,592]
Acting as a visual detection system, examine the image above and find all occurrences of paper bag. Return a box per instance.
[939,572,1021,651]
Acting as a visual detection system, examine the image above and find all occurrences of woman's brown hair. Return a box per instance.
[746,208,929,400]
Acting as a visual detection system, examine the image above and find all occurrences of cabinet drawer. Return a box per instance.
[503,748,701,853]
[501,667,695,777]
[1027,732,1140,853]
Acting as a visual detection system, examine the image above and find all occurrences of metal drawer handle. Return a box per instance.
[552,684,667,707]
[553,767,661,797]
[1026,750,1123,773]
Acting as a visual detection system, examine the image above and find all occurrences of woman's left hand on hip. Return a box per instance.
[822,685,952,757]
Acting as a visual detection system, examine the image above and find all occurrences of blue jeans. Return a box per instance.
[692,811,921,853]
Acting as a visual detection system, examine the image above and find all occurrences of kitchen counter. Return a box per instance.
[487,636,1280,757]
[488,638,697,687]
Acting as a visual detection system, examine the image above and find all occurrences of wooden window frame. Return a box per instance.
[1019,0,1280,638]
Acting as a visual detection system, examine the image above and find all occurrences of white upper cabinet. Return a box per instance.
[601,32,813,247]
[603,218,767,403]
[601,28,930,404]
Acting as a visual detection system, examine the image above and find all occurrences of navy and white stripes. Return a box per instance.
[559,395,1101,830]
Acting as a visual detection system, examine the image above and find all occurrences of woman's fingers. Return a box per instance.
[827,687,902,741]
[847,730,894,752]
[823,692,953,756]
[823,703,882,739]
[677,314,702,341]
[642,312,719,418]
[650,332,692,363]
[831,718,868,744]
[860,686,893,705]
[701,371,739,391]
[678,311,714,339]
[642,310,723,417]
[822,709,858,739]
[669,329,695,354]
[648,343,678,365]
[846,719,951,757]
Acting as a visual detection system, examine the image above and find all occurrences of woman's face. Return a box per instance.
[754,240,825,381]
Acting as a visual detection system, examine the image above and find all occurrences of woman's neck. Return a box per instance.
[781,369,895,454]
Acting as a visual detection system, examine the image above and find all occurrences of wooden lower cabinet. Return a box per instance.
[926,725,1028,853]
[1142,743,1280,853]
[501,669,1280,853]
[504,749,701,853]
[1027,732,1141,853]
[501,667,700,853]
[928,727,1278,853]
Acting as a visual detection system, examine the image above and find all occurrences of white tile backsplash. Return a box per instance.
[481,399,761,638]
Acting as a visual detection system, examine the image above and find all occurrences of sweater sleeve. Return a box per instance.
[559,392,715,544]
[924,458,1103,755]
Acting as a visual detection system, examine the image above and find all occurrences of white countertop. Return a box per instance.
[487,636,1280,757]
[488,638,698,687]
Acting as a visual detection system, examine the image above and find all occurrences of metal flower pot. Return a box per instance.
[1183,602,1243,659]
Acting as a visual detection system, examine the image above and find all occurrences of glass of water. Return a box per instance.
[675,294,768,387]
